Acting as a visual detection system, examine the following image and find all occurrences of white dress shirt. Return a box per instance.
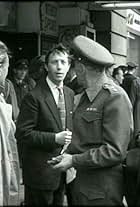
[46,77,76,183]
[46,76,63,105]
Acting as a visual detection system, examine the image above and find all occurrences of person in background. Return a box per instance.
[105,63,116,80]
[49,35,133,206]
[113,63,138,207]
[119,65,128,75]
[122,62,138,98]
[15,44,74,206]
[129,76,140,138]
[0,40,20,206]
[10,58,36,108]
[124,75,140,206]
[112,66,124,86]
[121,62,140,139]
[29,55,48,84]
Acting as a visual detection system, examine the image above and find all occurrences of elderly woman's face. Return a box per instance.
[0,52,9,82]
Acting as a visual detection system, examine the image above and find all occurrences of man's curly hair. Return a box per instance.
[45,43,73,65]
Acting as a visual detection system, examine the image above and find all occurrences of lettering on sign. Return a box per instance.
[127,9,140,32]
[40,2,58,36]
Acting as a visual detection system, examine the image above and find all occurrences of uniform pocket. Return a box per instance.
[82,111,102,122]
[81,111,103,144]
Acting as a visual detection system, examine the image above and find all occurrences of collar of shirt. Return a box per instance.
[46,76,63,105]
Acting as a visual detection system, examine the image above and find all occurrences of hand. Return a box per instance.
[47,155,63,165]
[55,130,72,146]
[50,153,73,171]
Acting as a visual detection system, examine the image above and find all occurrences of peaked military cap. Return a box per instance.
[127,62,138,68]
[15,58,29,70]
[72,35,114,66]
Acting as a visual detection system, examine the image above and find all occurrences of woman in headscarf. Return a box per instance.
[0,40,20,206]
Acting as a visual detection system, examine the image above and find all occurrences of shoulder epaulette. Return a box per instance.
[102,83,118,94]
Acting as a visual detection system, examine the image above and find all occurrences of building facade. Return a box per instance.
[0,1,139,73]
[127,9,140,76]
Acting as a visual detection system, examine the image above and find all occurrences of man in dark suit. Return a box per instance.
[15,44,74,205]
[50,35,133,206]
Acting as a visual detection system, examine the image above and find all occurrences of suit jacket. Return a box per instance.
[15,76,74,190]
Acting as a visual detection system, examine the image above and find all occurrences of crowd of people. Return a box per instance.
[0,35,140,206]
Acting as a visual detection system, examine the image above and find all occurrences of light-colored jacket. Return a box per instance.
[0,94,20,206]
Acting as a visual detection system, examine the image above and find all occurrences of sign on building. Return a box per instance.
[127,9,140,33]
[0,2,16,31]
[40,2,59,36]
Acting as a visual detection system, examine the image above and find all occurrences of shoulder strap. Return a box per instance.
[91,88,109,110]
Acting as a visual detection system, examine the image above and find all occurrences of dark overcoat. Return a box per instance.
[129,77,140,137]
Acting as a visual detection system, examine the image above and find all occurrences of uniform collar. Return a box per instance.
[14,77,23,85]
[85,73,112,102]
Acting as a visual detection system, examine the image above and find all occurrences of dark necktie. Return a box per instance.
[57,87,66,130]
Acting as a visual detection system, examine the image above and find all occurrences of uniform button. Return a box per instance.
[103,83,108,89]
[112,88,117,92]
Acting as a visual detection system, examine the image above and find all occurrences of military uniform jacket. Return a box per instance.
[68,76,133,204]
[15,76,74,190]
[10,76,36,108]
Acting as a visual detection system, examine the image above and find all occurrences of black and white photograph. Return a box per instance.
[0,1,140,206]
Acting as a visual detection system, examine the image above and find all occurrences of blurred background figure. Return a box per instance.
[129,76,140,138]
[29,55,48,84]
[10,58,36,108]
[118,65,127,75]
[112,66,124,86]
[0,40,20,206]
[105,63,116,80]
[122,62,138,98]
